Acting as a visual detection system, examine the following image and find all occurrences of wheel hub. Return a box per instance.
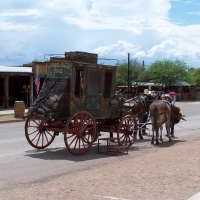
[39,122,44,133]
[77,129,86,138]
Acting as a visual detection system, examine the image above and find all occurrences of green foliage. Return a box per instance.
[116,59,146,86]
[147,59,189,86]
[27,59,43,64]
[188,68,200,85]
[116,59,191,87]
[116,62,128,86]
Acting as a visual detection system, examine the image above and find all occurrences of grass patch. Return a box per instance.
[0,114,14,117]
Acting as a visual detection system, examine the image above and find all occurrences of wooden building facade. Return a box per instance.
[0,62,47,109]
[0,66,33,109]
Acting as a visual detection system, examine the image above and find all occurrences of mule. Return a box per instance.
[150,100,186,145]
[122,94,154,139]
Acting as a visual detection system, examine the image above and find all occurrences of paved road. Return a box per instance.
[0,102,199,194]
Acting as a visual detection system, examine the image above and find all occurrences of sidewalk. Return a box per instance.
[0,108,28,124]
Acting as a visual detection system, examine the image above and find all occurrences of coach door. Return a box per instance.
[86,69,102,117]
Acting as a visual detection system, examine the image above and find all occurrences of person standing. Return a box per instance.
[161,92,167,100]
[163,93,175,137]
[171,92,176,104]
[186,86,192,100]
[141,89,151,135]
[141,112,148,135]
[151,90,159,100]
[169,92,176,137]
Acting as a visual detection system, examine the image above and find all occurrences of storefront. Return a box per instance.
[0,66,33,109]
[117,82,194,101]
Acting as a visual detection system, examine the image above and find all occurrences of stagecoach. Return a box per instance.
[24,52,138,155]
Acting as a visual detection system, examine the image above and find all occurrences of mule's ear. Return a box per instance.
[180,117,186,121]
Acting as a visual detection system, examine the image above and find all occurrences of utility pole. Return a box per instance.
[128,53,130,99]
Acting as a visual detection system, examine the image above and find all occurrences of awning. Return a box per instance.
[0,66,32,73]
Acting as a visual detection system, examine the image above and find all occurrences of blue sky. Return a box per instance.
[0,0,200,68]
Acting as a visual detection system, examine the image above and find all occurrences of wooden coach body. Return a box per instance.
[46,60,120,119]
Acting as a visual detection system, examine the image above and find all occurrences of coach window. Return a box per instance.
[104,71,112,98]
[75,68,84,97]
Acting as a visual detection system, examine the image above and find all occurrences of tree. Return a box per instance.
[146,59,189,86]
[188,68,200,85]
[116,59,146,86]
[27,59,43,64]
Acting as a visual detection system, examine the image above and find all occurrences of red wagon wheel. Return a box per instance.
[117,115,137,147]
[64,110,96,155]
[25,118,56,149]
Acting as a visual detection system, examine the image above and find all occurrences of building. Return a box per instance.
[0,66,33,109]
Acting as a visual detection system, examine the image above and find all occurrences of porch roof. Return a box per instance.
[0,66,32,73]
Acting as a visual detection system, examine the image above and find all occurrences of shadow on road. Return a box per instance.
[135,134,186,147]
[24,142,130,161]
[135,135,152,143]
[24,135,186,161]
[151,138,186,148]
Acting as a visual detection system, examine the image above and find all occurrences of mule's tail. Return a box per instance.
[153,104,158,131]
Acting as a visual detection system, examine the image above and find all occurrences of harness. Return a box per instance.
[149,100,170,117]
[160,101,179,125]
[163,101,180,124]
[132,96,149,116]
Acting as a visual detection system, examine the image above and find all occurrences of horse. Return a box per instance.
[149,100,186,145]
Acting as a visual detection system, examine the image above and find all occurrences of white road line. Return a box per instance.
[188,192,200,200]
[94,195,130,200]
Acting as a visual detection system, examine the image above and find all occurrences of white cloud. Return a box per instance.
[0,0,200,68]
[0,21,39,31]
[93,41,141,57]
[61,0,171,33]
[188,11,200,16]
[0,9,42,17]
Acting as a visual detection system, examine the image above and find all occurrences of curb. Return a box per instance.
[0,119,26,124]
